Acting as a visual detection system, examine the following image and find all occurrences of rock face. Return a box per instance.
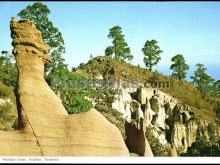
[169,146,178,157]
[112,89,133,121]
[110,82,219,155]
[0,18,129,156]
[112,89,144,123]
[145,88,219,154]
[125,120,154,156]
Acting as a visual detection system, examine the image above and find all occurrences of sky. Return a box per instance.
[0,1,220,81]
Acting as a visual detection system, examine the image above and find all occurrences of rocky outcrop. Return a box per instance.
[169,146,178,157]
[110,81,219,155]
[73,51,220,156]
[125,120,153,156]
[110,86,154,156]
[112,89,143,122]
[0,18,129,156]
[139,88,219,154]
[112,89,132,121]
[171,122,188,152]
[112,89,144,122]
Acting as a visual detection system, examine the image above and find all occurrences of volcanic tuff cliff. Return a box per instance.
[75,56,220,155]
[0,18,130,156]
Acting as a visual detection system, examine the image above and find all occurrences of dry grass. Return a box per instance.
[75,56,216,121]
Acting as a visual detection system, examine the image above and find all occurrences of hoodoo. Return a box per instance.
[0,18,129,156]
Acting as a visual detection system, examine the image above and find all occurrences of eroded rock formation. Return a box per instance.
[125,119,154,156]
[111,82,219,155]
[0,18,129,156]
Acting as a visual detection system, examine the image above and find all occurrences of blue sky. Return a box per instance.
[0,1,220,80]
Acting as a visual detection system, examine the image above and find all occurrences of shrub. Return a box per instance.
[145,127,171,156]
[0,52,17,87]
[0,81,16,102]
[0,102,17,131]
[94,88,125,138]
[213,103,220,120]
[149,71,160,82]
[49,72,95,114]
[181,136,220,156]
[65,93,93,114]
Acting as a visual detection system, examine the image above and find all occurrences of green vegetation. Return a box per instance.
[48,71,94,114]
[18,2,93,114]
[64,92,93,114]
[191,63,214,97]
[94,88,126,138]
[62,73,95,114]
[105,26,133,62]
[0,81,17,131]
[0,2,218,137]
[0,81,16,102]
[18,2,65,74]
[76,56,215,118]
[10,3,220,119]
[0,50,17,131]
[213,103,220,120]
[170,54,189,80]
[0,51,17,87]
[182,124,220,156]
[211,80,220,97]
[142,40,163,71]
[0,51,18,130]
[184,138,220,156]
[145,127,171,156]
[95,104,125,139]
[0,102,17,131]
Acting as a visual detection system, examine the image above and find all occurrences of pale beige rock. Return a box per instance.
[112,89,132,121]
[145,97,155,127]
[169,146,178,157]
[0,18,129,156]
[171,122,188,152]
[136,86,218,154]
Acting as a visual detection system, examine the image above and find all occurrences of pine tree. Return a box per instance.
[191,63,214,96]
[170,54,189,80]
[142,40,163,71]
[17,2,65,74]
[105,26,133,62]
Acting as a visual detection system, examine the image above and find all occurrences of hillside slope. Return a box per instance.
[74,56,220,155]
[75,56,216,122]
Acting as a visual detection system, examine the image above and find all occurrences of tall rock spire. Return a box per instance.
[0,17,130,156]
